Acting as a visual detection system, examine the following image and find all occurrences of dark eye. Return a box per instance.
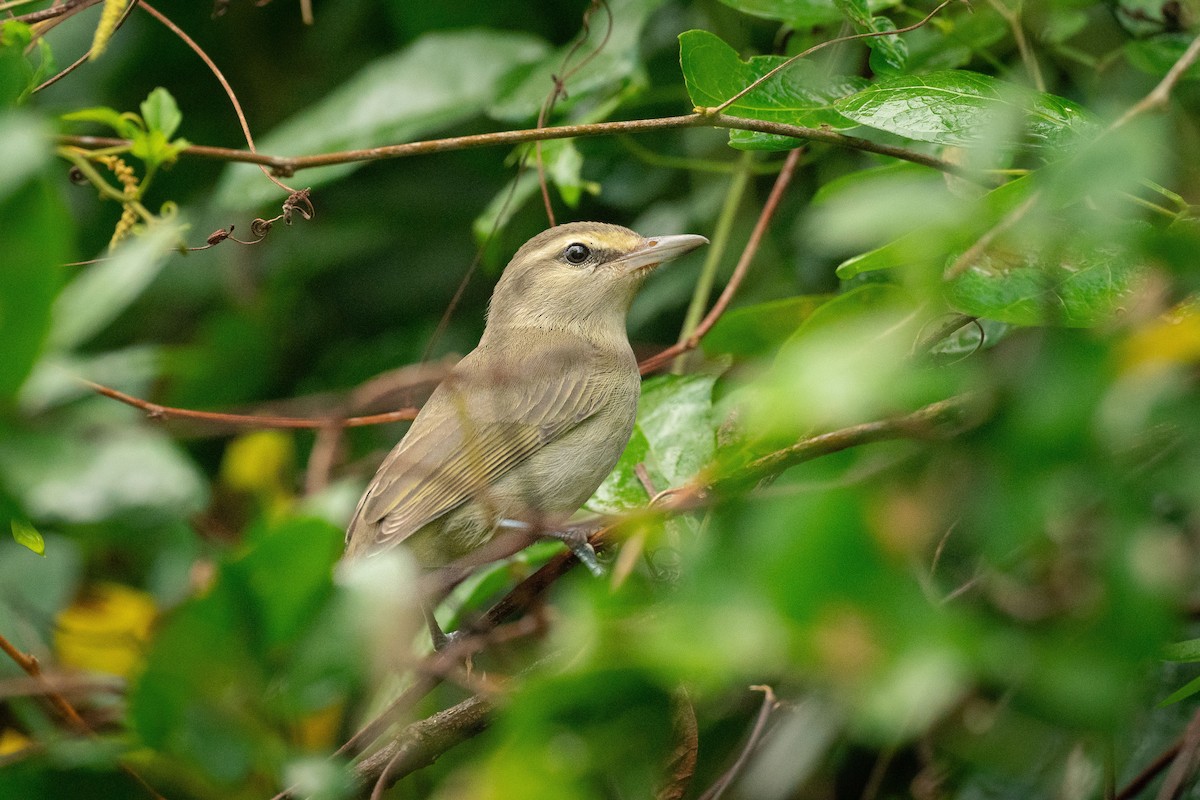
[563,243,591,265]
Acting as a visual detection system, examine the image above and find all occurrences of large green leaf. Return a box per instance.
[944,243,1144,327]
[47,222,181,351]
[680,30,866,152]
[835,70,1095,150]
[488,0,664,122]
[216,30,550,209]
[0,114,68,402]
[587,374,717,514]
[717,0,899,27]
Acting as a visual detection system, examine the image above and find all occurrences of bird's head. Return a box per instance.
[486,221,708,339]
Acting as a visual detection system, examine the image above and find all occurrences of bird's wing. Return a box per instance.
[345,345,606,557]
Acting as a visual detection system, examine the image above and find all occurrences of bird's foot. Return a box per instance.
[497,518,604,576]
[544,525,604,577]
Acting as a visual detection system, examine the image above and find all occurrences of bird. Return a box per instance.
[343,222,708,596]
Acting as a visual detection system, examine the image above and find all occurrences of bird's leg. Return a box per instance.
[497,518,604,576]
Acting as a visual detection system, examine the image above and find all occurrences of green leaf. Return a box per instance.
[717,0,899,27]
[139,87,182,139]
[1125,34,1200,82]
[0,113,68,401]
[680,30,866,140]
[47,222,181,351]
[703,295,834,358]
[216,29,550,209]
[835,174,1034,278]
[833,0,907,73]
[61,106,142,139]
[944,242,1143,327]
[488,0,664,122]
[10,520,44,556]
[1163,638,1200,662]
[588,374,717,514]
[835,70,1095,150]
[1158,672,1200,707]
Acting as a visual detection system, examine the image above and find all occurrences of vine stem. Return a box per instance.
[639,147,803,375]
[672,151,756,374]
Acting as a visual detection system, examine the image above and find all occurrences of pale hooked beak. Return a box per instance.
[616,233,709,274]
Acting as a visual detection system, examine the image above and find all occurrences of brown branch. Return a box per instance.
[331,394,989,778]
[354,695,492,796]
[639,147,802,374]
[0,631,166,800]
[84,380,418,430]
[12,0,101,24]
[57,111,974,179]
[32,0,138,93]
[1111,30,1200,130]
[1117,740,1185,800]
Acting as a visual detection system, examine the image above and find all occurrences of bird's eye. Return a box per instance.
[563,243,591,265]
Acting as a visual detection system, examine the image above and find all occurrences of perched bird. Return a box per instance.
[344,222,707,582]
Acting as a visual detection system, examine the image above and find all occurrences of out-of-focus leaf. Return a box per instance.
[944,244,1144,327]
[680,30,866,146]
[588,374,717,514]
[131,516,355,787]
[1163,638,1200,662]
[1,23,55,105]
[717,0,899,27]
[9,520,44,556]
[488,0,664,122]
[1125,34,1200,81]
[0,424,208,525]
[835,175,1034,278]
[835,70,1096,150]
[47,222,180,351]
[0,113,68,401]
[703,295,833,358]
[1158,673,1200,706]
[0,535,83,654]
[18,345,163,414]
[216,30,550,209]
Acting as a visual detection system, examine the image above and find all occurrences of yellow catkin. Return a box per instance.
[89,0,128,60]
[97,154,140,249]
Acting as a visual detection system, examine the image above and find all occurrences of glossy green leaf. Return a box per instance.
[944,243,1143,327]
[833,0,907,73]
[680,30,866,141]
[488,0,664,122]
[47,222,181,351]
[216,30,550,209]
[717,0,899,27]
[835,70,1095,149]
[10,520,44,556]
[588,374,717,514]
[703,295,833,358]
[0,113,68,401]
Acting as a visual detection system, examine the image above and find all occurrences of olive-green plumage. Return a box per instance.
[344,222,707,567]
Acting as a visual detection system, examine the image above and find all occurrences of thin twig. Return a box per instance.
[985,0,1045,91]
[32,0,138,93]
[698,685,780,800]
[639,147,802,374]
[1116,740,1185,800]
[136,0,295,193]
[708,0,959,115]
[84,380,418,430]
[1111,31,1200,130]
[0,631,166,800]
[57,111,975,179]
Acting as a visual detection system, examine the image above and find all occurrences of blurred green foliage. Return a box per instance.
[3,1,1200,799]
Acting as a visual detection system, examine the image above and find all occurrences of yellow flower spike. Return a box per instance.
[54,583,157,678]
[1119,302,1200,375]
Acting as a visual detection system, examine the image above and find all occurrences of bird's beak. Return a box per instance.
[615,234,709,275]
